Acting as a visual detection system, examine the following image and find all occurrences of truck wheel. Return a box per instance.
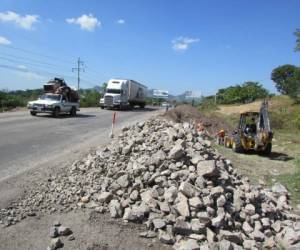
[70,107,77,116]
[30,111,37,116]
[224,137,230,148]
[262,143,272,156]
[53,107,60,118]
[100,106,104,109]
[232,135,244,153]
[139,103,145,109]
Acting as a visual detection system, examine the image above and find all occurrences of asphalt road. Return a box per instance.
[0,107,158,182]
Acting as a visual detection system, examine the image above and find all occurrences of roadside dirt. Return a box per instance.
[0,210,170,250]
[163,105,231,135]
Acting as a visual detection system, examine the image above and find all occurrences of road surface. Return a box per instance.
[0,107,160,208]
[0,107,171,250]
[0,107,158,181]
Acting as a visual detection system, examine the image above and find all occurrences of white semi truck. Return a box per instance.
[100,79,147,109]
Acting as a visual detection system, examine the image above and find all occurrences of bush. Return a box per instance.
[269,104,300,130]
[198,97,218,113]
[80,90,101,107]
[216,82,269,104]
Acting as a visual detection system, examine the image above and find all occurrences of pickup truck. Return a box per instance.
[27,93,80,117]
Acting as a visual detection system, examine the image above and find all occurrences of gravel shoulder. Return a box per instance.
[0,108,161,208]
[1,210,170,250]
[0,108,167,250]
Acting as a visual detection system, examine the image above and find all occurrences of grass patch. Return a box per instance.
[276,159,300,205]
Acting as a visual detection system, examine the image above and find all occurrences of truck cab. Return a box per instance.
[27,93,80,117]
[101,79,147,109]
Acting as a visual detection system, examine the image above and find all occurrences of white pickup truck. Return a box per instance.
[27,93,80,117]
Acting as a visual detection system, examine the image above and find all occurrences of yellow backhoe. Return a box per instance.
[223,100,273,155]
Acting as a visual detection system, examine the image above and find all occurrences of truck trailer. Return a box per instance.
[100,79,147,109]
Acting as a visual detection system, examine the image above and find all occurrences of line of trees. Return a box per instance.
[0,87,104,111]
[216,81,270,104]
[0,89,43,111]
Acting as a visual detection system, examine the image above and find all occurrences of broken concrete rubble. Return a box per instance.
[0,118,299,250]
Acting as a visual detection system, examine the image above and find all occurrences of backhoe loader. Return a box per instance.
[224,100,273,155]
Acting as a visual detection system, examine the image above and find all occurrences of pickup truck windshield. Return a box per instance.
[40,94,61,101]
[106,89,122,94]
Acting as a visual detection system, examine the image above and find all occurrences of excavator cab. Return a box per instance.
[225,100,273,155]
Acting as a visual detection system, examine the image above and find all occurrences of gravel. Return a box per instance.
[1,118,299,249]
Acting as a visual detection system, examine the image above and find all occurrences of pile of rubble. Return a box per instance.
[1,119,300,249]
[48,221,74,250]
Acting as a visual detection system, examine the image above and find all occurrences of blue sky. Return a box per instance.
[0,0,299,95]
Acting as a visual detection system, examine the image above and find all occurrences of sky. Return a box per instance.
[0,0,299,95]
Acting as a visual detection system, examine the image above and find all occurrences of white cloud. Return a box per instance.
[24,72,44,80]
[0,11,38,30]
[17,65,27,70]
[172,36,199,52]
[15,64,44,80]
[0,36,11,45]
[66,14,101,31]
[117,19,125,24]
[46,18,54,23]
[16,70,44,80]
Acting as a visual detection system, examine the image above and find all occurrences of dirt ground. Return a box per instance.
[163,105,231,135]
[0,210,170,250]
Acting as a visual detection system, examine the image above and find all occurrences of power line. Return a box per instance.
[0,51,71,69]
[0,45,103,88]
[0,63,95,87]
[0,44,74,64]
[0,53,101,84]
[72,58,84,91]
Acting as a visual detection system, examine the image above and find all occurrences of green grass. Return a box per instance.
[277,159,300,205]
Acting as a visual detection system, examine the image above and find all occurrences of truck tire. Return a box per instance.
[30,111,37,116]
[139,103,145,109]
[70,107,77,116]
[224,137,231,148]
[262,143,272,156]
[232,135,244,153]
[53,107,60,118]
[100,106,104,109]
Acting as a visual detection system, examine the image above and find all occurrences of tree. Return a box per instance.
[271,64,300,101]
[240,81,269,102]
[101,82,107,92]
[216,82,268,104]
[294,28,300,52]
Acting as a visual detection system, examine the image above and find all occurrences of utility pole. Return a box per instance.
[72,57,84,91]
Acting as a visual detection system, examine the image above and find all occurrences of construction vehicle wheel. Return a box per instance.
[262,143,272,156]
[232,136,244,153]
[30,111,37,116]
[70,107,77,116]
[224,138,229,148]
[53,107,60,118]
